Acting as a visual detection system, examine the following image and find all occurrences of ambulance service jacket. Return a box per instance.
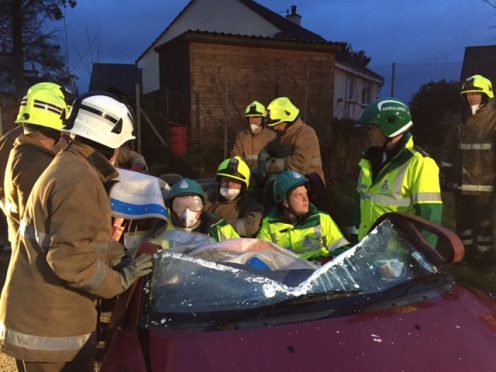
[355,133,443,240]
[257,203,349,261]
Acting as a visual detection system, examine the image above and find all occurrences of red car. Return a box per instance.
[102,213,496,372]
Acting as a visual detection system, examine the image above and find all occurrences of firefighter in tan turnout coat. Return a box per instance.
[256,97,325,183]
[0,92,153,371]
[231,100,276,171]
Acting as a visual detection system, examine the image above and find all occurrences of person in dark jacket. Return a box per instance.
[440,74,496,264]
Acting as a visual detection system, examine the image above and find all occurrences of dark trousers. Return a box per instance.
[455,192,496,261]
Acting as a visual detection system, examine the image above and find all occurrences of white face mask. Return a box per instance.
[220,187,240,201]
[179,208,200,229]
[250,124,262,134]
[471,105,480,115]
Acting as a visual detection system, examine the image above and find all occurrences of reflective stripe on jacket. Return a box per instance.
[440,101,496,195]
[257,204,348,261]
[0,141,126,362]
[231,128,276,170]
[356,135,442,240]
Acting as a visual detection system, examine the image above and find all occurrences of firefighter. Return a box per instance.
[205,156,263,237]
[257,170,348,262]
[0,92,153,370]
[4,82,70,249]
[155,177,240,243]
[232,100,275,171]
[113,142,148,173]
[352,98,443,242]
[255,97,325,183]
[440,74,496,263]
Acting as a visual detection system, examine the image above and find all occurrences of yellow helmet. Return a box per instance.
[16,82,69,130]
[245,101,266,117]
[461,75,494,98]
[216,156,251,188]
[266,97,299,127]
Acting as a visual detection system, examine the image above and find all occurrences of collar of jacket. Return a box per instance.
[14,133,57,156]
[278,117,304,136]
[361,132,415,185]
[269,203,320,226]
[363,131,412,160]
[66,141,119,183]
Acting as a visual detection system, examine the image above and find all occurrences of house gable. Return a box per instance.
[137,0,328,94]
[461,45,496,83]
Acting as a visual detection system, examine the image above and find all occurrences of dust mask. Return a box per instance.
[250,124,262,134]
[220,187,240,201]
[179,208,200,229]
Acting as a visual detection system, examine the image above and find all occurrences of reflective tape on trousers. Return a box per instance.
[459,185,495,192]
[459,143,492,150]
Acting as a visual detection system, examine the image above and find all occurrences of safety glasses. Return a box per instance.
[172,195,203,215]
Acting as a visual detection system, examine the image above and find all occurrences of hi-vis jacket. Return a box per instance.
[263,118,325,182]
[355,134,443,240]
[4,134,56,246]
[257,204,349,261]
[231,127,276,170]
[440,101,496,195]
[0,141,126,362]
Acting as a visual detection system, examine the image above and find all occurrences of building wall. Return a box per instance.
[333,64,382,120]
[186,41,334,144]
[137,0,281,94]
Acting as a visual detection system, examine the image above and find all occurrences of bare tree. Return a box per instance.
[0,0,77,97]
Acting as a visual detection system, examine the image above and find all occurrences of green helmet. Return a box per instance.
[216,156,251,188]
[358,98,413,138]
[166,178,205,205]
[266,97,299,127]
[461,75,494,98]
[16,82,69,131]
[245,101,266,117]
[273,170,308,205]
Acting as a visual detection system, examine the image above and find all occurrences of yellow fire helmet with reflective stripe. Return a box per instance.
[266,97,300,127]
[244,101,266,117]
[216,156,251,188]
[461,74,494,98]
[15,82,69,131]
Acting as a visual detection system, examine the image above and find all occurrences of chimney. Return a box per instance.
[286,5,301,26]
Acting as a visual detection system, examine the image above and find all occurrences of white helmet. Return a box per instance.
[64,92,135,149]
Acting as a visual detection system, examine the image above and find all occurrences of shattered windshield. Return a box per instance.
[144,219,442,327]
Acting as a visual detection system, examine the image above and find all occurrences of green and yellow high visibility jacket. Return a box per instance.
[355,133,443,240]
[257,204,349,261]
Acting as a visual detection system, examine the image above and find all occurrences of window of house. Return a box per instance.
[362,84,371,104]
[346,75,354,100]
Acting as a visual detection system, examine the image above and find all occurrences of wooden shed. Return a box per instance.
[154,30,338,154]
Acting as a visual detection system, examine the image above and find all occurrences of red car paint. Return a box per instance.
[102,214,496,372]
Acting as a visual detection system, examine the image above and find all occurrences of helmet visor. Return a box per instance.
[172,195,203,215]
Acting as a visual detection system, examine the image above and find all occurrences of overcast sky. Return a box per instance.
[62,0,496,100]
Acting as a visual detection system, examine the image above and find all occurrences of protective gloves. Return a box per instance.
[258,149,271,163]
[119,253,153,293]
